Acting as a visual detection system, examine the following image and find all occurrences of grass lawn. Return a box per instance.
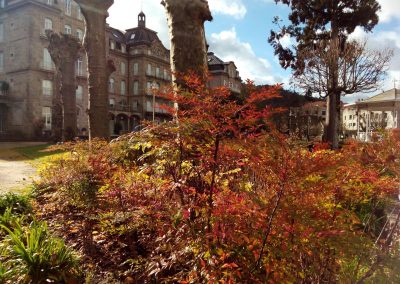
[14,144,63,164]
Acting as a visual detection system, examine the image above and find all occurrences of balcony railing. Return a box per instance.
[40,62,55,71]
[109,104,131,112]
[145,71,171,81]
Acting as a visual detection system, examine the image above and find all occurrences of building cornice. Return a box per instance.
[6,0,61,15]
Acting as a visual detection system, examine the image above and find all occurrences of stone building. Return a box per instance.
[107,11,172,135]
[207,52,241,94]
[0,0,242,139]
[289,101,326,141]
[342,88,400,141]
[0,0,88,139]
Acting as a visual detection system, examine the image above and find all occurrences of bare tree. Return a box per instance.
[161,0,212,86]
[294,40,392,146]
[75,0,115,140]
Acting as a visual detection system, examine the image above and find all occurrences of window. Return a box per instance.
[64,25,72,35]
[120,62,126,75]
[133,63,139,75]
[65,0,72,15]
[109,78,115,93]
[109,98,115,109]
[121,81,126,95]
[146,81,152,94]
[147,64,152,76]
[76,29,83,40]
[77,6,83,20]
[47,0,53,5]
[163,69,167,80]
[146,100,152,112]
[133,81,139,95]
[76,85,83,100]
[43,48,53,70]
[75,57,83,76]
[42,107,52,130]
[0,23,4,42]
[322,110,326,116]
[0,0,5,8]
[155,67,160,78]
[121,45,126,53]
[131,100,138,111]
[42,80,53,96]
[0,52,3,72]
[44,18,53,32]
[110,40,115,50]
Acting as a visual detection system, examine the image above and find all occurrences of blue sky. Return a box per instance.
[108,0,400,102]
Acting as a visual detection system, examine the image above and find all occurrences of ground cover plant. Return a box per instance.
[0,193,81,284]
[33,76,400,283]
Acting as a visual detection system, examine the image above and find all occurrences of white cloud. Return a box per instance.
[378,0,400,22]
[107,0,248,48]
[208,28,283,85]
[208,0,247,19]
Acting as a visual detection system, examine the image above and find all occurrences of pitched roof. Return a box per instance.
[362,88,400,103]
[125,27,159,46]
[207,52,225,65]
[109,27,125,43]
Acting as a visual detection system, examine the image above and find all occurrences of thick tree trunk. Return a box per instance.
[325,91,340,149]
[52,75,63,142]
[47,31,81,141]
[161,0,212,86]
[75,0,114,140]
[325,19,341,149]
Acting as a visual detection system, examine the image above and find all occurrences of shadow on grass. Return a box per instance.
[15,144,61,161]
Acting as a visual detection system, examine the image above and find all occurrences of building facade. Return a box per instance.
[106,12,173,135]
[0,0,242,139]
[289,101,327,141]
[342,88,400,141]
[0,0,87,139]
[207,52,241,95]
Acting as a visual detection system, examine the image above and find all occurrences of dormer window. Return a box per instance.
[130,33,136,40]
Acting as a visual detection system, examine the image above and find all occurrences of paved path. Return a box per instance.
[0,142,46,194]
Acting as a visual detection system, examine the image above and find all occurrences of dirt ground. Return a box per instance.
[0,142,46,194]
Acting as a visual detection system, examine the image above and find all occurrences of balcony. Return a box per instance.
[40,62,55,72]
[109,104,130,112]
[145,71,172,82]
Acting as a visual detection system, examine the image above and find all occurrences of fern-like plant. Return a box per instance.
[1,220,80,283]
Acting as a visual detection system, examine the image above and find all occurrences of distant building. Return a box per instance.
[207,52,241,94]
[0,0,242,140]
[342,88,400,141]
[106,12,172,135]
[289,101,326,141]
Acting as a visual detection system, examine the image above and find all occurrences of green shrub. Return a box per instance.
[0,193,32,215]
[1,220,80,284]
